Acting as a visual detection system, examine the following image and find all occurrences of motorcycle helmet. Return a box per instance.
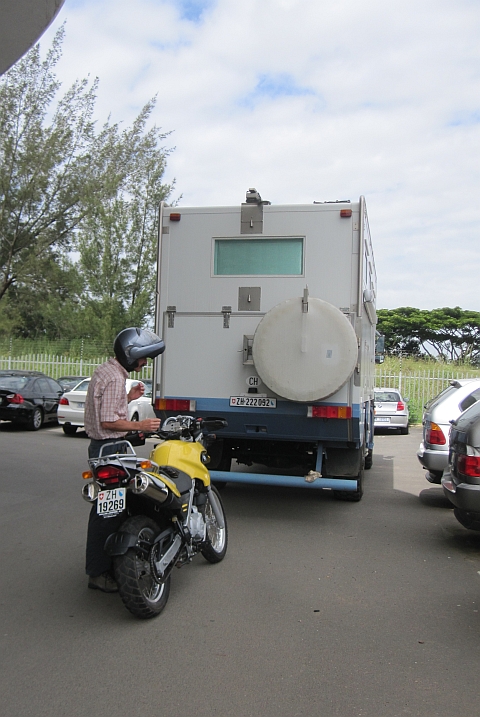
[114,327,165,372]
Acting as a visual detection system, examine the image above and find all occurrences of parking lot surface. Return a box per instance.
[1,423,479,717]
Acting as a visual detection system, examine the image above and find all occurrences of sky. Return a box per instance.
[40,0,480,311]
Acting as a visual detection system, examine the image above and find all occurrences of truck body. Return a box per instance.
[153,190,377,498]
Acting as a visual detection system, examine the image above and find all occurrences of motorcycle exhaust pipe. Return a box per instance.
[82,482,99,503]
[130,472,169,504]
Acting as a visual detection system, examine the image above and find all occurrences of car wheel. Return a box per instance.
[62,424,78,436]
[131,412,139,422]
[27,407,43,431]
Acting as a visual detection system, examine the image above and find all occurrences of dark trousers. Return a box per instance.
[85,438,127,577]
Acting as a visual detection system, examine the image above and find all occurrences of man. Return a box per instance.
[84,327,165,592]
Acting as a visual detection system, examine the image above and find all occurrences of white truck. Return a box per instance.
[153,189,377,500]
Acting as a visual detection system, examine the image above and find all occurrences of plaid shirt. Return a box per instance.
[84,358,129,440]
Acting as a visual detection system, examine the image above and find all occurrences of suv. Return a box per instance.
[417,379,480,483]
[442,399,480,531]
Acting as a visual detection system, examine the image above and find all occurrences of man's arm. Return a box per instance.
[101,418,161,433]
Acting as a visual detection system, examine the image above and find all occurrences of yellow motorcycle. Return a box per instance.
[82,415,228,619]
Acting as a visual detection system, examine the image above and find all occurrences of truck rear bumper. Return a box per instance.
[210,470,358,490]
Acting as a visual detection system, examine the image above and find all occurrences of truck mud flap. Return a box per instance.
[210,470,358,491]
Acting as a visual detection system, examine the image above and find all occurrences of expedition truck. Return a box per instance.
[153,189,377,501]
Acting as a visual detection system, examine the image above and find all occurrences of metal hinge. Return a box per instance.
[222,306,232,328]
[167,306,176,328]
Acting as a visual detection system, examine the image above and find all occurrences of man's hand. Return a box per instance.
[128,381,145,402]
[139,418,161,433]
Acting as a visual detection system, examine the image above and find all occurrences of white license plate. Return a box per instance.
[75,402,85,408]
[97,488,126,516]
[230,396,277,408]
[375,417,390,423]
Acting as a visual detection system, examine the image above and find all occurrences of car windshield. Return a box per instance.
[0,376,30,390]
[375,391,400,402]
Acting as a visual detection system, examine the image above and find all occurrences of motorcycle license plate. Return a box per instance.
[97,489,126,516]
[230,396,277,408]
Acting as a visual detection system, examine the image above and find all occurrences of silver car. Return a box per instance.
[417,378,480,483]
[374,388,409,434]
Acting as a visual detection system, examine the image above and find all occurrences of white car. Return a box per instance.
[374,387,409,434]
[57,378,155,435]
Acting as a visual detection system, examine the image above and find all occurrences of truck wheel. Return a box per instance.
[365,449,373,470]
[208,440,231,489]
[333,467,364,502]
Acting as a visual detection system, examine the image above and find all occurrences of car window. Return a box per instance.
[46,379,62,393]
[72,380,90,392]
[143,381,152,398]
[424,385,457,410]
[460,388,480,412]
[37,378,51,394]
[0,376,29,391]
[375,391,400,402]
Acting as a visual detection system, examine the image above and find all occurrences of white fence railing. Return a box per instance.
[0,354,152,381]
[375,367,480,413]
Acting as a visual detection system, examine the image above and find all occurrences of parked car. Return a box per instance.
[57,377,155,435]
[442,399,480,531]
[374,387,409,434]
[0,370,64,430]
[57,376,88,392]
[417,378,480,483]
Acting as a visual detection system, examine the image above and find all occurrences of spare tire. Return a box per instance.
[252,296,358,402]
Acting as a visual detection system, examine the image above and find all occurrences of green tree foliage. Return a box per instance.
[0,26,175,344]
[377,307,480,363]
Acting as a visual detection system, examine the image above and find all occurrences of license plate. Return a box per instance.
[97,488,126,516]
[230,396,277,408]
[75,402,85,408]
[375,417,390,423]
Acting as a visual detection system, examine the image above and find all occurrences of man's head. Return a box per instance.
[113,328,165,372]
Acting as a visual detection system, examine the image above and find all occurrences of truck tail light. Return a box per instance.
[397,401,405,411]
[307,405,352,419]
[155,398,197,412]
[425,422,446,445]
[457,454,480,478]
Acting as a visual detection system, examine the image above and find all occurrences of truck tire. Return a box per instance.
[334,466,364,502]
[365,448,373,470]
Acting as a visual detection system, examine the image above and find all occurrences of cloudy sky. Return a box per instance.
[41,0,480,311]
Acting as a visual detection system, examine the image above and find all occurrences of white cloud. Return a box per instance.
[40,0,480,310]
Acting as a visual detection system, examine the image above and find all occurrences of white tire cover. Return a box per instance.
[252,297,358,402]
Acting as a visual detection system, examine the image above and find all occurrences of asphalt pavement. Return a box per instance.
[1,423,479,717]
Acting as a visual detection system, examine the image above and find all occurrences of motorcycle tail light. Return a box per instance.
[95,464,128,486]
[425,422,446,445]
[7,393,24,404]
[457,454,480,478]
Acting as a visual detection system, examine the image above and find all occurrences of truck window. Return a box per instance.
[214,237,304,276]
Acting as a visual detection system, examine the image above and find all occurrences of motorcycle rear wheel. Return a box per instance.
[114,515,171,619]
[201,486,228,563]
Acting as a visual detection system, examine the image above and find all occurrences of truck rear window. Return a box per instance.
[214,237,303,276]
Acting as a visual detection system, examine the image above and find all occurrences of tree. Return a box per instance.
[0,26,101,304]
[377,307,480,363]
[0,26,175,343]
[76,99,175,339]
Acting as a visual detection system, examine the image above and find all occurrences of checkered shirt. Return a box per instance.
[84,358,129,440]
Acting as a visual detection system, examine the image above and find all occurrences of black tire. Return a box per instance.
[131,412,139,422]
[401,425,409,435]
[62,424,78,435]
[114,515,171,619]
[208,441,231,490]
[365,448,373,470]
[201,486,228,563]
[333,466,364,502]
[27,407,43,431]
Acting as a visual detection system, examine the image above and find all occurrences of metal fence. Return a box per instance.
[0,354,152,381]
[375,367,480,421]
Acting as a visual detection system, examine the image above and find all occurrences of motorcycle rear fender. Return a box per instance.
[104,531,139,556]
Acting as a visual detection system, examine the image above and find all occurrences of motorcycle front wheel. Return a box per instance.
[201,486,228,563]
[114,515,171,620]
